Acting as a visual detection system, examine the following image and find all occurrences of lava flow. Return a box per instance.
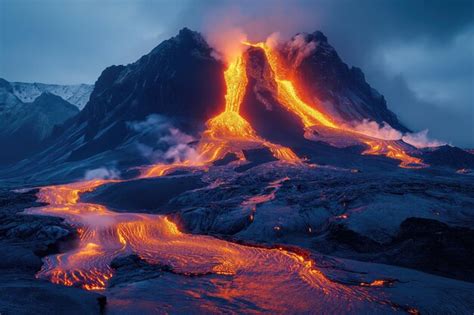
[144,40,425,177]
[141,53,301,177]
[26,177,398,313]
[243,41,425,168]
[22,35,429,312]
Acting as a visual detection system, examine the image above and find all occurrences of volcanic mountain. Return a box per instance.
[1,28,474,314]
[4,27,461,182]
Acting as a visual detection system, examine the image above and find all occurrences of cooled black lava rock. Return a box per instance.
[422,145,474,169]
[235,148,278,172]
[81,175,206,213]
[241,48,305,146]
[391,217,474,281]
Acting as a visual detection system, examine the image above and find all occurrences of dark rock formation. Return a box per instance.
[281,31,409,132]
[422,145,474,169]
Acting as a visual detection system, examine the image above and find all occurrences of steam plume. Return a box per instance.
[128,114,200,163]
[84,167,120,180]
[350,119,446,148]
[402,130,447,148]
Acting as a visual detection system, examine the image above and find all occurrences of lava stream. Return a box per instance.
[26,178,396,313]
[141,54,301,178]
[243,41,426,168]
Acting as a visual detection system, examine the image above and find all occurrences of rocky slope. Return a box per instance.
[14,28,412,170]
[2,28,473,184]
[281,31,409,131]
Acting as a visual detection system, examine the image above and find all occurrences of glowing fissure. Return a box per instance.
[242,41,426,168]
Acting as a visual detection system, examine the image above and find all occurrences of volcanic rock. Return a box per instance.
[282,31,409,131]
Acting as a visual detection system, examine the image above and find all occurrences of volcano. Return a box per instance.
[1,28,473,314]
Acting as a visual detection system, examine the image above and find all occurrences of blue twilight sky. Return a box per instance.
[0,0,473,147]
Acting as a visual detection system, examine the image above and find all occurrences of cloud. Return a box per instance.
[374,27,474,111]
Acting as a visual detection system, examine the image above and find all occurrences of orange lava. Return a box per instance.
[361,139,426,168]
[243,41,426,169]
[360,279,393,287]
[141,53,301,178]
[202,54,301,164]
[26,179,395,314]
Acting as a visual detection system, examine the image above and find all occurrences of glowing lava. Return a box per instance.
[26,177,399,313]
[141,53,301,178]
[243,41,336,129]
[242,41,425,168]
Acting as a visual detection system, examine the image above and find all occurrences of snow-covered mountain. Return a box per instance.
[0,78,79,165]
[10,81,93,109]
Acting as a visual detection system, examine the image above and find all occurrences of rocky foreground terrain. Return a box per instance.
[1,152,473,314]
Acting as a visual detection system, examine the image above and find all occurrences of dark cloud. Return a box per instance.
[0,0,472,146]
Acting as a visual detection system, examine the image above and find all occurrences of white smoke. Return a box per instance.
[206,26,248,62]
[128,114,169,134]
[402,129,446,148]
[285,34,317,67]
[128,114,200,163]
[350,119,445,148]
[350,119,402,140]
[84,167,120,180]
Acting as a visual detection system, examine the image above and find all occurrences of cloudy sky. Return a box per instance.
[1,0,473,146]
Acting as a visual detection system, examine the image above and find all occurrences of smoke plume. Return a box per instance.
[285,34,317,67]
[128,114,200,163]
[402,130,447,148]
[350,119,446,148]
[84,167,120,180]
[350,119,402,140]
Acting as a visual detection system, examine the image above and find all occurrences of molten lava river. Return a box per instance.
[27,178,405,313]
[24,45,428,313]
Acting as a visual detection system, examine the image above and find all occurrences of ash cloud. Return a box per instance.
[284,34,317,67]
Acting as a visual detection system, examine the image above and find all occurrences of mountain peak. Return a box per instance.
[33,91,79,112]
[308,30,328,43]
[0,78,13,93]
[177,27,195,37]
